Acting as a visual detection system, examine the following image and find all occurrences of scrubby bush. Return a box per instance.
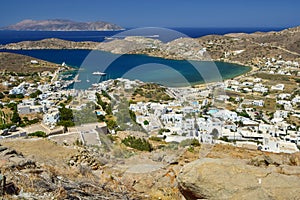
[122,136,152,151]
[219,136,229,142]
[29,90,42,98]
[179,138,200,147]
[158,128,170,135]
[149,136,163,142]
[129,110,136,122]
[0,92,4,99]
[28,131,46,137]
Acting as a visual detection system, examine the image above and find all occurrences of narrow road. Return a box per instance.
[250,40,300,57]
[51,67,61,83]
[273,45,300,56]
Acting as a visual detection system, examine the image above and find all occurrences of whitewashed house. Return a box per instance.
[252,100,264,107]
[43,109,60,126]
[271,84,285,91]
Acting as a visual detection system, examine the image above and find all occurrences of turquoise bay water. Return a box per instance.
[1,49,251,87]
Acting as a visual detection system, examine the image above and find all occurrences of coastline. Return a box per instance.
[3,25,296,88]
[0,48,254,88]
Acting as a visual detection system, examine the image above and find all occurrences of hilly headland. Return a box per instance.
[0,19,124,31]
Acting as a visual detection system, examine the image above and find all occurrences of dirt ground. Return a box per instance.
[0,138,77,166]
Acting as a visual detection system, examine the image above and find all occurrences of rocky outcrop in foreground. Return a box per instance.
[2,138,300,199]
[0,144,133,199]
[177,157,300,200]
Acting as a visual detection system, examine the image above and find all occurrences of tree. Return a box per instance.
[105,104,112,115]
[101,90,111,100]
[16,94,24,99]
[0,92,4,99]
[143,120,149,125]
[59,106,73,121]
[29,90,42,98]
[57,105,74,127]
[210,128,219,139]
[11,111,21,124]
[129,110,136,123]
[96,92,108,111]
[97,115,106,122]
[8,94,16,99]
[107,119,118,130]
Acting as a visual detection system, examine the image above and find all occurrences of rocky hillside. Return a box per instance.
[0,143,135,199]
[0,38,99,50]
[178,158,300,199]
[1,137,300,199]
[0,52,59,73]
[0,19,123,31]
[178,144,300,200]
[1,26,299,68]
[226,26,300,54]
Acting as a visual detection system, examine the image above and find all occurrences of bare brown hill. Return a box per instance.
[0,38,99,50]
[226,26,300,54]
[0,52,58,73]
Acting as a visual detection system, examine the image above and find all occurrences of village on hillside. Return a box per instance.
[0,52,300,154]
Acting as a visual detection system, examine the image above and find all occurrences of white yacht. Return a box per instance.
[92,71,106,76]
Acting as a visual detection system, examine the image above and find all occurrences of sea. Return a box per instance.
[0,27,285,44]
[0,27,284,87]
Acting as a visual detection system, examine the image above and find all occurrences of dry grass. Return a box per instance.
[0,138,77,166]
[207,144,262,159]
[263,98,277,112]
[288,115,300,127]
[0,52,58,73]
[131,83,173,103]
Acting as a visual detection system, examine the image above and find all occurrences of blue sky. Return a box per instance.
[1,0,299,28]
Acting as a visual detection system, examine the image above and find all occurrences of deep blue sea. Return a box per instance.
[0,27,285,44]
[0,27,281,87]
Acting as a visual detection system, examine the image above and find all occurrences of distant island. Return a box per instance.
[0,19,124,31]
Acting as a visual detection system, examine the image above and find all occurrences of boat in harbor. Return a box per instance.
[73,74,81,83]
[92,71,106,76]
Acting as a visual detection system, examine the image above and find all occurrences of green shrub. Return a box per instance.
[106,119,118,130]
[219,136,229,142]
[129,110,136,122]
[0,123,14,130]
[28,131,46,137]
[0,92,4,99]
[158,128,170,135]
[101,90,111,100]
[179,138,200,147]
[237,110,250,118]
[122,136,152,151]
[29,90,42,98]
[149,136,163,142]
[57,105,74,127]
[8,94,16,99]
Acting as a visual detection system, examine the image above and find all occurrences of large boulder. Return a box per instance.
[177,158,300,200]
